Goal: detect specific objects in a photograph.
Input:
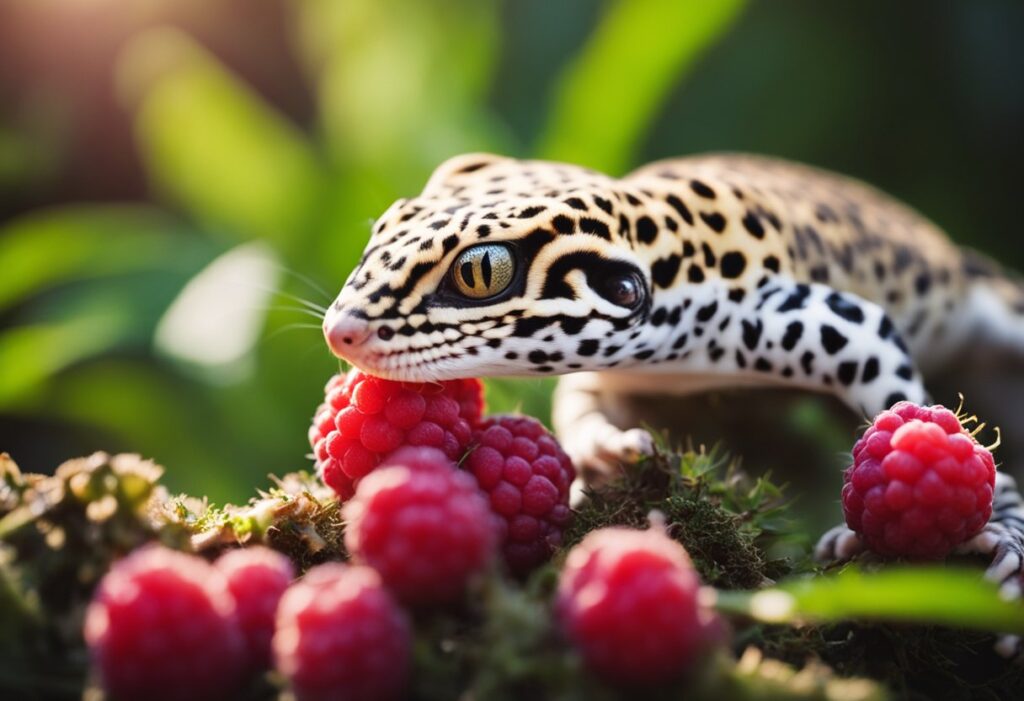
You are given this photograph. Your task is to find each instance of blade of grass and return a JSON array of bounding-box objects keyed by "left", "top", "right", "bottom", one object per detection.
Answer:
[
  {"left": 715, "top": 565, "right": 1024, "bottom": 634},
  {"left": 118, "top": 28, "right": 324, "bottom": 253},
  {"left": 539, "top": 0, "right": 748, "bottom": 173}
]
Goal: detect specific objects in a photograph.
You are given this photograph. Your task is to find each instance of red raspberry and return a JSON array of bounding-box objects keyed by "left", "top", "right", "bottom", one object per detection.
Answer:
[
  {"left": 449, "top": 377, "right": 486, "bottom": 426},
  {"left": 216, "top": 546, "right": 294, "bottom": 670},
  {"left": 84, "top": 546, "right": 245, "bottom": 701},
  {"left": 308, "top": 370, "right": 482, "bottom": 500},
  {"left": 842, "top": 401, "right": 997, "bottom": 558},
  {"left": 273, "top": 563, "right": 411, "bottom": 701},
  {"left": 344, "top": 447, "right": 497, "bottom": 606},
  {"left": 555, "top": 527, "right": 722, "bottom": 686},
  {"left": 465, "top": 415, "right": 575, "bottom": 573}
]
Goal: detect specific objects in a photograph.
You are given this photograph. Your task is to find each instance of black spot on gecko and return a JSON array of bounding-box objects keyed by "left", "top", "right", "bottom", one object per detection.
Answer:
[
  {"left": 720, "top": 252, "right": 746, "bottom": 279},
  {"left": 579, "top": 218, "right": 611, "bottom": 240},
  {"left": 690, "top": 180, "right": 716, "bottom": 198},
  {"left": 636, "top": 216, "right": 658, "bottom": 244},
  {"left": 741, "top": 319, "right": 763, "bottom": 350},
  {"left": 593, "top": 196, "right": 613, "bottom": 215},
  {"left": 777, "top": 284, "right": 811, "bottom": 312},
  {"left": 442, "top": 234, "right": 460, "bottom": 253},
  {"left": 820, "top": 325, "right": 849, "bottom": 354},
  {"left": 518, "top": 206, "right": 547, "bottom": 219},
  {"left": 699, "top": 212, "right": 727, "bottom": 233},
  {"left": 886, "top": 392, "right": 908, "bottom": 407},
  {"left": 665, "top": 195, "right": 694, "bottom": 225},
  {"left": 696, "top": 301, "right": 718, "bottom": 322},
  {"left": 781, "top": 321, "right": 803, "bottom": 351},
  {"left": 825, "top": 292, "right": 865, "bottom": 324},
  {"left": 837, "top": 361, "right": 858, "bottom": 386},
  {"left": 652, "top": 255, "right": 682, "bottom": 288},
  {"left": 552, "top": 215, "right": 573, "bottom": 234},
  {"left": 862, "top": 357, "right": 880, "bottom": 383},
  {"left": 702, "top": 242, "right": 717, "bottom": 267},
  {"left": 800, "top": 350, "right": 815, "bottom": 375},
  {"left": 741, "top": 212, "right": 765, "bottom": 239}
]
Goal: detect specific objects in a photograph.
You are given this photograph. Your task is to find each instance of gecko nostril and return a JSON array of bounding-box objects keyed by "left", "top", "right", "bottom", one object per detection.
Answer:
[
  {"left": 377, "top": 326, "right": 395, "bottom": 341},
  {"left": 325, "top": 311, "right": 372, "bottom": 354}
]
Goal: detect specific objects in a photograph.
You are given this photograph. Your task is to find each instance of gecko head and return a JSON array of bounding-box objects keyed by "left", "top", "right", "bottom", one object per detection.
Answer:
[{"left": 323, "top": 154, "right": 653, "bottom": 381}]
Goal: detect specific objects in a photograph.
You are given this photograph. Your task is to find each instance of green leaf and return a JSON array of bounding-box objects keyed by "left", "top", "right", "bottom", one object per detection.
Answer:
[
  {"left": 539, "top": 0, "right": 748, "bottom": 173},
  {"left": 484, "top": 379, "right": 555, "bottom": 427},
  {"left": 0, "top": 317, "right": 130, "bottom": 408},
  {"left": 296, "top": 0, "right": 507, "bottom": 193},
  {"left": 0, "top": 205, "right": 203, "bottom": 312},
  {"left": 119, "top": 28, "right": 323, "bottom": 251},
  {"left": 715, "top": 566, "right": 1024, "bottom": 634}
]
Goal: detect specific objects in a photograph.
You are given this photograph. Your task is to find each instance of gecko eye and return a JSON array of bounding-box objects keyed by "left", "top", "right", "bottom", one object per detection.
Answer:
[
  {"left": 601, "top": 272, "right": 644, "bottom": 309},
  {"left": 451, "top": 244, "right": 514, "bottom": 299}
]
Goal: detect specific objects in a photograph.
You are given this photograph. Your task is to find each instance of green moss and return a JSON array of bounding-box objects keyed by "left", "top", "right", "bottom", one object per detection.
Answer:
[
  {"left": 567, "top": 445, "right": 795, "bottom": 588},
  {"left": 749, "top": 621, "right": 1024, "bottom": 701},
  {"left": 183, "top": 470, "right": 347, "bottom": 571}
]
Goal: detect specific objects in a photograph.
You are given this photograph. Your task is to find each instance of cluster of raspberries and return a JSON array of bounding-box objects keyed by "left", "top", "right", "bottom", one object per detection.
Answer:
[
  {"left": 85, "top": 387, "right": 1001, "bottom": 700},
  {"left": 87, "top": 526, "right": 724, "bottom": 701},
  {"left": 309, "top": 369, "right": 577, "bottom": 573},
  {"left": 86, "top": 545, "right": 294, "bottom": 701}
]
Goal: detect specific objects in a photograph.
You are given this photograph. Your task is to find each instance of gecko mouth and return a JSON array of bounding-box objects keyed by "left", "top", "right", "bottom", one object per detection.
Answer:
[{"left": 333, "top": 344, "right": 472, "bottom": 383}]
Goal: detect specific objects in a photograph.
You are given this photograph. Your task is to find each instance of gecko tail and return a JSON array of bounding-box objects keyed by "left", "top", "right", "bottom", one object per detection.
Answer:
[
  {"left": 958, "top": 248, "right": 1024, "bottom": 353},
  {"left": 923, "top": 248, "right": 1024, "bottom": 473}
]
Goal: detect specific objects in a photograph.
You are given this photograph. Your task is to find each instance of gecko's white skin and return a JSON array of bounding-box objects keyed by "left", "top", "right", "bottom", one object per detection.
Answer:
[{"left": 322, "top": 153, "right": 1024, "bottom": 652}]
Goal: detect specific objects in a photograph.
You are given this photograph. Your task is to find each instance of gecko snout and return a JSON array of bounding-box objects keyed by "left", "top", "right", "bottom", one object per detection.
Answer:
[{"left": 324, "top": 310, "right": 372, "bottom": 356}]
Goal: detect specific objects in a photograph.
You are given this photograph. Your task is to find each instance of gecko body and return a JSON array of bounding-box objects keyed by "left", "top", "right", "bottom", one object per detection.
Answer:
[{"left": 322, "top": 153, "right": 1024, "bottom": 641}]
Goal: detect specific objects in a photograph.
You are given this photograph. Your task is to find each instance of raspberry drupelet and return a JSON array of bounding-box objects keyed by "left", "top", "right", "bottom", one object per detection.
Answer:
[
  {"left": 273, "top": 563, "right": 411, "bottom": 701},
  {"left": 842, "top": 401, "right": 997, "bottom": 558},
  {"left": 84, "top": 546, "right": 245, "bottom": 701},
  {"left": 555, "top": 527, "right": 722, "bottom": 686},
  {"left": 309, "top": 370, "right": 483, "bottom": 499},
  {"left": 344, "top": 447, "right": 498, "bottom": 606},
  {"left": 466, "top": 415, "right": 575, "bottom": 573}
]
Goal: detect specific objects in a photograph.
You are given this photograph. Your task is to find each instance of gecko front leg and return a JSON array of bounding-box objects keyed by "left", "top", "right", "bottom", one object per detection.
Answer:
[
  {"left": 552, "top": 371, "right": 655, "bottom": 481},
  {"left": 552, "top": 277, "right": 927, "bottom": 478}
]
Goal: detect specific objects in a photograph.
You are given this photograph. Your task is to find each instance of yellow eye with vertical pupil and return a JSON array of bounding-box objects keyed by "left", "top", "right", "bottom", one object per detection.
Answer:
[{"left": 451, "top": 244, "right": 514, "bottom": 299}]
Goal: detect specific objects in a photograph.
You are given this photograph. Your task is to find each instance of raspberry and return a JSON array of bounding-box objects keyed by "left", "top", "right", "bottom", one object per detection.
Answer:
[
  {"left": 843, "top": 401, "right": 997, "bottom": 558},
  {"left": 555, "top": 527, "right": 721, "bottom": 686},
  {"left": 449, "top": 377, "right": 486, "bottom": 425},
  {"left": 466, "top": 415, "right": 575, "bottom": 573},
  {"left": 344, "top": 447, "right": 497, "bottom": 606},
  {"left": 216, "top": 546, "right": 294, "bottom": 670},
  {"left": 273, "top": 563, "right": 411, "bottom": 701},
  {"left": 84, "top": 546, "right": 245, "bottom": 701},
  {"left": 309, "top": 370, "right": 482, "bottom": 500}
]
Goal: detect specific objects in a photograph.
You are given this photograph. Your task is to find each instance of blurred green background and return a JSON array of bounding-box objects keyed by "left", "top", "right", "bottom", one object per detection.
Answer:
[{"left": 1, "top": 0, "right": 1022, "bottom": 503}]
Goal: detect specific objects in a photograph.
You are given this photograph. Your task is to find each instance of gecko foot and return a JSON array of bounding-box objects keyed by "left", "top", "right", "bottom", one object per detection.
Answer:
[
  {"left": 565, "top": 426, "right": 656, "bottom": 486},
  {"left": 954, "top": 518, "right": 1024, "bottom": 659},
  {"left": 813, "top": 524, "right": 865, "bottom": 562}
]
